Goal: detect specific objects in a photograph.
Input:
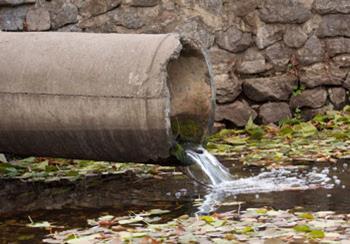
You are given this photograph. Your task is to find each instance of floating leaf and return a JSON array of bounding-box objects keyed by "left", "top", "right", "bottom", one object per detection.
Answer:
[
  {"left": 27, "top": 221, "right": 52, "bottom": 228},
  {"left": 309, "top": 230, "right": 325, "bottom": 239},
  {"left": 256, "top": 209, "right": 268, "bottom": 215},
  {"left": 293, "top": 122, "right": 318, "bottom": 138},
  {"left": 200, "top": 216, "right": 215, "bottom": 224},
  {"left": 118, "top": 216, "right": 144, "bottom": 225},
  {"left": 294, "top": 225, "right": 311, "bottom": 233},
  {"left": 147, "top": 209, "right": 170, "bottom": 216},
  {"left": 298, "top": 213, "right": 314, "bottom": 220},
  {"left": 245, "top": 117, "right": 264, "bottom": 140}
]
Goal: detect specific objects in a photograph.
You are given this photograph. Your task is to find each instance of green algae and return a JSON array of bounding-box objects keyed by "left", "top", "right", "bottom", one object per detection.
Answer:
[{"left": 171, "top": 118, "right": 204, "bottom": 143}]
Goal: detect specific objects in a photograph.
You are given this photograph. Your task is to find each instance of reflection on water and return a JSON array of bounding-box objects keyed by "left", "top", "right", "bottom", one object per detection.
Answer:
[{"left": 0, "top": 159, "right": 349, "bottom": 242}]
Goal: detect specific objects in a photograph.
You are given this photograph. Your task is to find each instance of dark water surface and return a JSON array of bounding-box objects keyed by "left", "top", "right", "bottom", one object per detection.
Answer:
[{"left": 0, "top": 158, "right": 349, "bottom": 243}]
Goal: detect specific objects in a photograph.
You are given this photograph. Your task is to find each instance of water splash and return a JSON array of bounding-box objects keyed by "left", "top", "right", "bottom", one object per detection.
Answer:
[
  {"left": 184, "top": 146, "right": 334, "bottom": 214},
  {"left": 198, "top": 168, "right": 333, "bottom": 214}
]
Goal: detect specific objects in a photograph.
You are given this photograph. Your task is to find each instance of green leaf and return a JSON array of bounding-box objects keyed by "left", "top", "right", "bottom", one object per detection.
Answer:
[
  {"left": 298, "top": 213, "right": 314, "bottom": 220},
  {"left": 279, "top": 126, "right": 294, "bottom": 137},
  {"left": 294, "top": 225, "right": 311, "bottom": 233},
  {"left": 200, "top": 216, "right": 215, "bottom": 224},
  {"left": 64, "top": 234, "right": 77, "bottom": 241},
  {"left": 223, "top": 136, "right": 248, "bottom": 145},
  {"left": 245, "top": 117, "right": 264, "bottom": 140},
  {"left": 241, "top": 226, "right": 254, "bottom": 234},
  {"left": 343, "top": 105, "right": 350, "bottom": 112},
  {"left": 66, "top": 170, "right": 79, "bottom": 177},
  {"left": 309, "top": 230, "right": 325, "bottom": 239},
  {"left": 33, "top": 161, "right": 49, "bottom": 171},
  {"left": 293, "top": 122, "right": 318, "bottom": 137},
  {"left": 211, "top": 220, "right": 226, "bottom": 227},
  {"left": 0, "top": 163, "right": 19, "bottom": 177},
  {"left": 256, "top": 209, "right": 268, "bottom": 214}
]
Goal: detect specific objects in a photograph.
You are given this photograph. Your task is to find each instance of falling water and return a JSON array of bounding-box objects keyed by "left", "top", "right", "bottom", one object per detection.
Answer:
[
  {"left": 184, "top": 146, "right": 233, "bottom": 185},
  {"left": 184, "top": 146, "right": 334, "bottom": 214}
]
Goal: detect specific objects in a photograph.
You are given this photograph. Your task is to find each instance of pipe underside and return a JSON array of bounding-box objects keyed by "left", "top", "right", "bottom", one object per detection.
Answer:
[{"left": 0, "top": 32, "right": 214, "bottom": 163}]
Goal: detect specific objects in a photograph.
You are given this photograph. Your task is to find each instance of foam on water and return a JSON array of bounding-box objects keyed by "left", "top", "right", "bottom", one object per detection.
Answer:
[{"left": 184, "top": 146, "right": 334, "bottom": 214}]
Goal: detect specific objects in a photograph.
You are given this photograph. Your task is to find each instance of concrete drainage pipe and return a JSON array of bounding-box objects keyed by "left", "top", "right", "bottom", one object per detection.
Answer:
[{"left": 0, "top": 32, "right": 215, "bottom": 164}]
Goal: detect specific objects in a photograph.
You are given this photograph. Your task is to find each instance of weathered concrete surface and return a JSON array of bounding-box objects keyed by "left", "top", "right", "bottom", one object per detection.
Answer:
[{"left": 0, "top": 32, "right": 214, "bottom": 163}]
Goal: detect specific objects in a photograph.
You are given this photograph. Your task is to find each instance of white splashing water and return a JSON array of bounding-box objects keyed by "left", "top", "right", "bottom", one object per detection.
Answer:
[
  {"left": 185, "top": 146, "right": 233, "bottom": 185},
  {"left": 184, "top": 146, "right": 334, "bottom": 214}
]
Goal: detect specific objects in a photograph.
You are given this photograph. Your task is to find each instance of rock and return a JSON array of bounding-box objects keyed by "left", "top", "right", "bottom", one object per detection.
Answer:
[
  {"left": 47, "top": 1, "right": 79, "bottom": 29},
  {"left": 236, "top": 48, "right": 272, "bottom": 74},
  {"left": 212, "top": 122, "right": 226, "bottom": 133},
  {"left": 80, "top": 0, "right": 121, "bottom": 18},
  {"left": 325, "top": 38, "right": 350, "bottom": 57},
  {"left": 176, "top": 17, "right": 215, "bottom": 49},
  {"left": 215, "top": 100, "right": 257, "bottom": 127},
  {"left": 254, "top": 20, "right": 284, "bottom": 49},
  {"left": 259, "top": 0, "right": 312, "bottom": 24},
  {"left": 58, "top": 24, "right": 81, "bottom": 32},
  {"left": 333, "top": 54, "right": 350, "bottom": 68},
  {"left": 243, "top": 74, "right": 298, "bottom": 102},
  {"left": 290, "top": 87, "right": 328, "bottom": 109},
  {"left": 283, "top": 25, "right": 308, "bottom": 48},
  {"left": 313, "top": 0, "right": 350, "bottom": 14},
  {"left": 328, "top": 87, "right": 347, "bottom": 109},
  {"left": 302, "top": 15, "right": 323, "bottom": 35},
  {"left": 111, "top": 7, "right": 147, "bottom": 30},
  {"left": 344, "top": 74, "right": 350, "bottom": 90},
  {"left": 0, "top": 0, "right": 34, "bottom": 5},
  {"left": 0, "top": 5, "right": 28, "bottom": 30},
  {"left": 216, "top": 26, "right": 252, "bottom": 53},
  {"left": 26, "top": 8, "right": 50, "bottom": 31},
  {"left": 265, "top": 42, "right": 291, "bottom": 71},
  {"left": 259, "top": 102, "right": 291, "bottom": 124},
  {"left": 297, "top": 35, "right": 325, "bottom": 65},
  {"left": 78, "top": 14, "right": 115, "bottom": 32},
  {"left": 208, "top": 46, "right": 236, "bottom": 74},
  {"left": 197, "top": 0, "right": 224, "bottom": 15},
  {"left": 215, "top": 74, "right": 242, "bottom": 104},
  {"left": 317, "top": 14, "right": 350, "bottom": 38},
  {"left": 301, "top": 104, "right": 333, "bottom": 120},
  {"left": 229, "top": 0, "right": 259, "bottom": 17},
  {"left": 128, "top": 0, "right": 159, "bottom": 7},
  {"left": 300, "top": 63, "right": 347, "bottom": 88}
]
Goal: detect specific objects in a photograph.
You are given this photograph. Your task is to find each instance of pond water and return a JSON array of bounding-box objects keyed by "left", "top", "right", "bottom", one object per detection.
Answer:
[{"left": 0, "top": 158, "right": 349, "bottom": 243}]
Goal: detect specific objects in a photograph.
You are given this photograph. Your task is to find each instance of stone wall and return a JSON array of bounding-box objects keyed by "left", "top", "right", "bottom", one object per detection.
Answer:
[{"left": 1, "top": 0, "right": 350, "bottom": 128}]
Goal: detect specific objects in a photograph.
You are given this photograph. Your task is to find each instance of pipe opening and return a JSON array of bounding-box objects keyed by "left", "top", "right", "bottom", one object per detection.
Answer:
[{"left": 167, "top": 43, "right": 214, "bottom": 145}]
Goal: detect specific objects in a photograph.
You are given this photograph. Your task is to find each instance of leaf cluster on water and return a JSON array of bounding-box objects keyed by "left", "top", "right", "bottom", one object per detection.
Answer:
[
  {"left": 207, "top": 107, "right": 350, "bottom": 166},
  {"left": 43, "top": 208, "right": 350, "bottom": 243}
]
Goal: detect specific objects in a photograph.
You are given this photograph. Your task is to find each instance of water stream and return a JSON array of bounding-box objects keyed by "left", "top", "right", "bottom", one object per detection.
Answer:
[
  {"left": 184, "top": 146, "right": 335, "bottom": 214},
  {"left": 184, "top": 145, "right": 233, "bottom": 185}
]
